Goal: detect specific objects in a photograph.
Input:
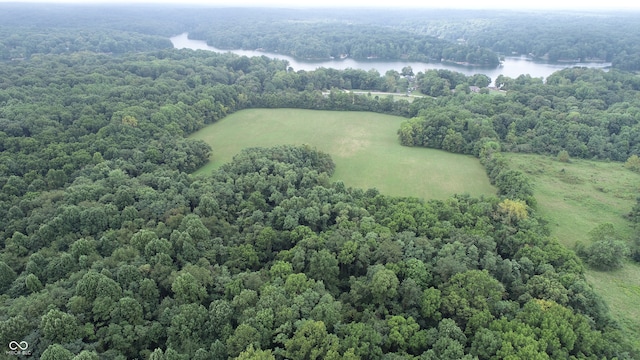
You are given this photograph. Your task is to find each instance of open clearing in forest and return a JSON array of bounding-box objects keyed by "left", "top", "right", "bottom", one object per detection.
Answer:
[
  {"left": 190, "top": 108, "right": 495, "bottom": 200},
  {"left": 505, "top": 153, "right": 640, "bottom": 349}
]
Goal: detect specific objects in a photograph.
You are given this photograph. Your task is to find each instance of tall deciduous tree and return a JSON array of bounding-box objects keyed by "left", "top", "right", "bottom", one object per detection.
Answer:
[
  {"left": 285, "top": 320, "right": 340, "bottom": 360},
  {"left": 41, "top": 344, "right": 74, "bottom": 360},
  {"left": 440, "top": 270, "right": 504, "bottom": 331},
  {"left": 40, "top": 309, "right": 80, "bottom": 344}
]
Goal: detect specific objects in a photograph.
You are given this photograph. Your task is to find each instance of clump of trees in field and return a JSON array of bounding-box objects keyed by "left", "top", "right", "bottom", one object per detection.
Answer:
[
  {"left": 626, "top": 154, "right": 640, "bottom": 172},
  {"left": 629, "top": 199, "right": 640, "bottom": 262},
  {"left": 575, "top": 223, "right": 630, "bottom": 271}
]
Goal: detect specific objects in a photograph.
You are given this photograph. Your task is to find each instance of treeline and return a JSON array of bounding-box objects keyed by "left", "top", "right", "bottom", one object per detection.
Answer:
[
  {"left": 0, "top": 4, "right": 188, "bottom": 59},
  {"left": 416, "top": 69, "right": 491, "bottom": 96},
  {"left": 398, "top": 67, "right": 640, "bottom": 162},
  {"left": 0, "top": 27, "right": 172, "bottom": 60},
  {"left": 479, "top": 143, "right": 536, "bottom": 207}
]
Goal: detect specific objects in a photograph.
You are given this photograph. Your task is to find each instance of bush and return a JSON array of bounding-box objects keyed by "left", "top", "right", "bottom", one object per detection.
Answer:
[
  {"left": 631, "top": 234, "right": 640, "bottom": 263},
  {"left": 625, "top": 154, "right": 640, "bottom": 173},
  {"left": 629, "top": 197, "right": 640, "bottom": 224},
  {"left": 576, "top": 239, "right": 629, "bottom": 270},
  {"left": 576, "top": 223, "right": 630, "bottom": 270},
  {"left": 557, "top": 150, "right": 570, "bottom": 163}
]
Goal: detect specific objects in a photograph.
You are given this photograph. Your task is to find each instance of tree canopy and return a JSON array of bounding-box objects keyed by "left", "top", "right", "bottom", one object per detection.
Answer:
[{"left": 0, "top": 4, "right": 639, "bottom": 359}]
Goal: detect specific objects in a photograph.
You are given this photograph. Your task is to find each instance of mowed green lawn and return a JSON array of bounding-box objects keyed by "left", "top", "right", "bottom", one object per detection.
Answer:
[
  {"left": 505, "top": 153, "right": 640, "bottom": 349},
  {"left": 190, "top": 108, "right": 495, "bottom": 200}
]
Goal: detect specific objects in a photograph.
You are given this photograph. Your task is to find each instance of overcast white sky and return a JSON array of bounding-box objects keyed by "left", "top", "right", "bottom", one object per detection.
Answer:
[{"left": 0, "top": 0, "right": 638, "bottom": 10}]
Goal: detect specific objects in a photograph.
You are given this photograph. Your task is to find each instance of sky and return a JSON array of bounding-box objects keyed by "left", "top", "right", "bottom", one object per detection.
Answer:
[{"left": 0, "top": 0, "right": 638, "bottom": 10}]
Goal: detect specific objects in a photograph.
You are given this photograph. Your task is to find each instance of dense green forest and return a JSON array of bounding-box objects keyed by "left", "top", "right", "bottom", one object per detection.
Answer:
[
  {"left": 182, "top": 8, "right": 640, "bottom": 70},
  {"left": 398, "top": 10, "right": 640, "bottom": 69},
  {"left": 4, "top": 5, "right": 640, "bottom": 69},
  {"left": 1, "top": 4, "right": 640, "bottom": 359},
  {"left": 188, "top": 20, "right": 499, "bottom": 66},
  {"left": 400, "top": 68, "right": 640, "bottom": 162},
  {"left": 0, "top": 5, "right": 499, "bottom": 65},
  {"left": 0, "top": 27, "right": 172, "bottom": 60}
]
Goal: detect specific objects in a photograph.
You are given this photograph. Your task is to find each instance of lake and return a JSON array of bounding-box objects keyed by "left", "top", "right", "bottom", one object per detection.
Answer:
[{"left": 170, "top": 32, "right": 610, "bottom": 83}]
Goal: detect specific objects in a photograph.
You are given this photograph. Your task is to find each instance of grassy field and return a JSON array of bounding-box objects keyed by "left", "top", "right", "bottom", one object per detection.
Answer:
[
  {"left": 190, "top": 108, "right": 495, "bottom": 200},
  {"left": 505, "top": 153, "right": 640, "bottom": 349}
]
